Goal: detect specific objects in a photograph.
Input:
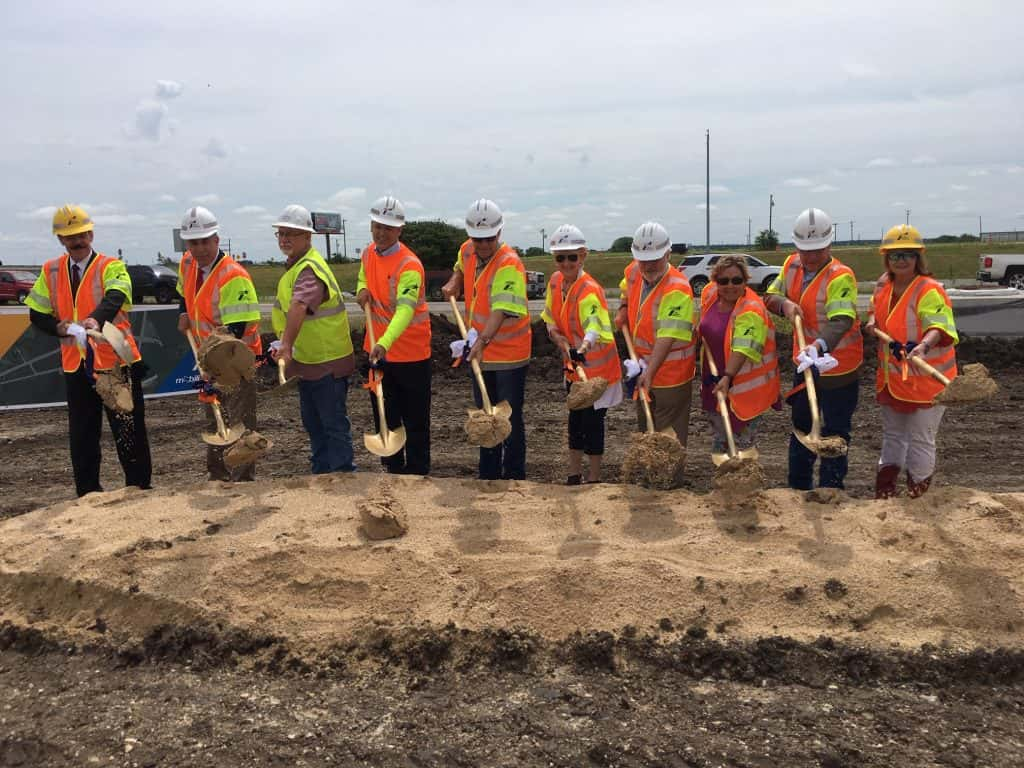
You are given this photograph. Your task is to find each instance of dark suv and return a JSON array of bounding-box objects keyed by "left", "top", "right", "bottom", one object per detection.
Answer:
[{"left": 127, "top": 264, "right": 181, "bottom": 304}]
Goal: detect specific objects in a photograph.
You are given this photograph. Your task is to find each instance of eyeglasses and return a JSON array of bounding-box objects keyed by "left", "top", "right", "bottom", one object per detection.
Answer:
[
  {"left": 715, "top": 276, "right": 745, "bottom": 286},
  {"left": 275, "top": 231, "right": 304, "bottom": 240},
  {"left": 554, "top": 253, "right": 579, "bottom": 263},
  {"left": 887, "top": 250, "right": 918, "bottom": 262},
  {"left": 471, "top": 235, "right": 497, "bottom": 244}
]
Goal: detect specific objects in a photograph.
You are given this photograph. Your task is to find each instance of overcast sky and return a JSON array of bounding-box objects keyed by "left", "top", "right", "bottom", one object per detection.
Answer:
[{"left": 3, "top": 0, "right": 1022, "bottom": 266}]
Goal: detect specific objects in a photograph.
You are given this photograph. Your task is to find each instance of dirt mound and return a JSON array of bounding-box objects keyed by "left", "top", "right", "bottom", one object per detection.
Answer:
[
  {"left": 358, "top": 480, "right": 408, "bottom": 540},
  {"left": 224, "top": 429, "right": 272, "bottom": 468},
  {"left": 198, "top": 331, "right": 255, "bottom": 389},
  {"left": 465, "top": 410, "right": 512, "bottom": 447},
  {"left": 93, "top": 368, "right": 133, "bottom": 412},
  {"left": 567, "top": 376, "right": 608, "bottom": 410},
  {"left": 620, "top": 432, "right": 685, "bottom": 489}
]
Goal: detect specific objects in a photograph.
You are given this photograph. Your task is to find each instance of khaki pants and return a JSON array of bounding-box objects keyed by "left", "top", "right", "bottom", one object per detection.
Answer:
[
  {"left": 635, "top": 380, "right": 692, "bottom": 446},
  {"left": 205, "top": 378, "right": 258, "bottom": 481}
]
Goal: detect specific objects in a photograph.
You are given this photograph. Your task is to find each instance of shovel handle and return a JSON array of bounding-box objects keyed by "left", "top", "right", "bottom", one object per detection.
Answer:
[
  {"left": 363, "top": 313, "right": 394, "bottom": 442},
  {"left": 871, "top": 327, "right": 951, "bottom": 385},
  {"left": 211, "top": 401, "right": 231, "bottom": 440},
  {"left": 448, "top": 295, "right": 496, "bottom": 414},
  {"left": 185, "top": 329, "right": 210, "bottom": 381},
  {"left": 793, "top": 316, "right": 823, "bottom": 437},
  {"left": 702, "top": 346, "right": 738, "bottom": 459},
  {"left": 621, "top": 326, "right": 656, "bottom": 434}
]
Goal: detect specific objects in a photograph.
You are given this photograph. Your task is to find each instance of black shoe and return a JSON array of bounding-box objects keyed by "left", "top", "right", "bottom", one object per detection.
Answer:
[{"left": 566, "top": 474, "right": 582, "bottom": 486}]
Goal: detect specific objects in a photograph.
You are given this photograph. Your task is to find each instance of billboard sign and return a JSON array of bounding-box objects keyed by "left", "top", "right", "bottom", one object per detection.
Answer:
[{"left": 311, "top": 211, "right": 343, "bottom": 234}]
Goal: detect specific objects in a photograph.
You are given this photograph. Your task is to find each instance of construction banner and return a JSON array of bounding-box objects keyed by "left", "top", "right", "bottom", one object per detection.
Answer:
[{"left": 0, "top": 306, "right": 202, "bottom": 410}]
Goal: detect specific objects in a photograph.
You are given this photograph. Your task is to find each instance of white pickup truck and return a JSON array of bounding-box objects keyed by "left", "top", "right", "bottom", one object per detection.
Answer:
[{"left": 977, "top": 253, "right": 1024, "bottom": 290}]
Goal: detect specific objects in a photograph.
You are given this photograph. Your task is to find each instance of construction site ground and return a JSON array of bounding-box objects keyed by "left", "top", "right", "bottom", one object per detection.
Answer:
[{"left": 1, "top": 321, "right": 1023, "bottom": 767}]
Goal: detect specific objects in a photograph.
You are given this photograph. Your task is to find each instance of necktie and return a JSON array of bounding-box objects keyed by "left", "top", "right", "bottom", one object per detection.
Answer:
[
  {"left": 71, "top": 263, "right": 81, "bottom": 296},
  {"left": 196, "top": 267, "right": 205, "bottom": 290}
]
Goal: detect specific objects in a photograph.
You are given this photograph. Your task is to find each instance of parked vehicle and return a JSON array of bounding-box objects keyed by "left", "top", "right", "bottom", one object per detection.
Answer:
[
  {"left": 127, "top": 264, "right": 181, "bottom": 304},
  {"left": 525, "top": 270, "right": 546, "bottom": 300},
  {"left": 677, "top": 253, "right": 781, "bottom": 295},
  {"left": 0, "top": 270, "right": 37, "bottom": 304},
  {"left": 977, "top": 254, "right": 1024, "bottom": 290}
]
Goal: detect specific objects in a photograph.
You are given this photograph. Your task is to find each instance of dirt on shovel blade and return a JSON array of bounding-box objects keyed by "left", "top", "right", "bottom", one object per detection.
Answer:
[
  {"left": 198, "top": 332, "right": 255, "bottom": 390},
  {"left": 566, "top": 377, "right": 608, "bottom": 410},
  {"left": 713, "top": 457, "right": 767, "bottom": 498},
  {"left": 465, "top": 411, "right": 512, "bottom": 448},
  {"left": 93, "top": 369, "right": 133, "bottom": 413},
  {"left": 620, "top": 431, "right": 685, "bottom": 489},
  {"left": 936, "top": 362, "right": 999, "bottom": 405},
  {"left": 223, "top": 430, "right": 272, "bottom": 469}
]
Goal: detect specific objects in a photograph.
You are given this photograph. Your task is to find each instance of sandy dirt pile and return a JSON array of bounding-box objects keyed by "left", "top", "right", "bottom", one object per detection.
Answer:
[
  {"left": 938, "top": 362, "right": 1000, "bottom": 405},
  {"left": 92, "top": 369, "right": 133, "bottom": 412},
  {"left": 621, "top": 432, "right": 685, "bottom": 489},
  {"left": 198, "top": 331, "right": 255, "bottom": 389},
  {"left": 224, "top": 430, "right": 272, "bottom": 468},
  {"left": 465, "top": 411, "right": 511, "bottom": 447},
  {"left": 566, "top": 377, "right": 608, "bottom": 410},
  {"left": 3, "top": 474, "right": 1021, "bottom": 661}
]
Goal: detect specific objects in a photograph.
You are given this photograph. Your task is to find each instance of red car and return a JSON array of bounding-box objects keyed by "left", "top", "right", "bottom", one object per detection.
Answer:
[{"left": 0, "top": 270, "right": 37, "bottom": 304}]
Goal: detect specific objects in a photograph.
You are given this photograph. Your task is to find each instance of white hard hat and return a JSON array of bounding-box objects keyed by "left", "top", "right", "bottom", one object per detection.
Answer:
[
  {"left": 631, "top": 221, "right": 671, "bottom": 261},
  {"left": 549, "top": 224, "right": 587, "bottom": 252},
  {"left": 465, "top": 198, "right": 503, "bottom": 238},
  {"left": 369, "top": 196, "right": 406, "bottom": 227},
  {"left": 180, "top": 206, "right": 219, "bottom": 240},
  {"left": 272, "top": 204, "right": 314, "bottom": 233},
  {"left": 792, "top": 208, "right": 834, "bottom": 251}
]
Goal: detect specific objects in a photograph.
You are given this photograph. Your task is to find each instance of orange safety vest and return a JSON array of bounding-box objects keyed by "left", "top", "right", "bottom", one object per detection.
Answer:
[
  {"left": 873, "top": 275, "right": 957, "bottom": 404},
  {"left": 777, "top": 253, "right": 863, "bottom": 376},
  {"left": 624, "top": 262, "right": 696, "bottom": 387},
  {"left": 547, "top": 271, "right": 622, "bottom": 384},
  {"left": 180, "top": 252, "right": 262, "bottom": 355},
  {"left": 43, "top": 253, "right": 141, "bottom": 373},
  {"left": 701, "top": 285, "right": 780, "bottom": 420},
  {"left": 361, "top": 242, "right": 431, "bottom": 362},
  {"left": 459, "top": 240, "right": 532, "bottom": 367}
]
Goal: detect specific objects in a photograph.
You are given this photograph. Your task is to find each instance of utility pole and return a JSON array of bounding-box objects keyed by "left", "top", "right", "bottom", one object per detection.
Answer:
[
  {"left": 540, "top": 228, "right": 546, "bottom": 252},
  {"left": 705, "top": 129, "right": 711, "bottom": 252},
  {"left": 341, "top": 219, "right": 348, "bottom": 261},
  {"left": 849, "top": 220, "right": 854, "bottom": 244},
  {"left": 226, "top": 238, "right": 232, "bottom": 256},
  {"left": 979, "top": 215, "right": 982, "bottom": 239},
  {"left": 747, "top": 218, "right": 752, "bottom": 246},
  {"left": 768, "top": 194, "right": 775, "bottom": 236},
  {"left": 905, "top": 208, "right": 911, "bottom": 225}
]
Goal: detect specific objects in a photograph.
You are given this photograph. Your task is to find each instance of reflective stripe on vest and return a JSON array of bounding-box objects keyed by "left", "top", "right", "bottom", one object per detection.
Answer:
[
  {"left": 271, "top": 249, "right": 352, "bottom": 365},
  {"left": 781, "top": 253, "right": 863, "bottom": 375},
  {"left": 460, "top": 240, "right": 531, "bottom": 366},
  {"left": 549, "top": 271, "right": 621, "bottom": 384},
  {"left": 181, "top": 252, "right": 262, "bottom": 355},
  {"left": 874, "top": 275, "right": 958, "bottom": 403},
  {"left": 625, "top": 262, "right": 695, "bottom": 387}
]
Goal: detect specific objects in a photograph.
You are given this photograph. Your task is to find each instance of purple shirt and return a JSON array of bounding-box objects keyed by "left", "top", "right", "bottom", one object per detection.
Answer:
[{"left": 699, "top": 302, "right": 749, "bottom": 432}]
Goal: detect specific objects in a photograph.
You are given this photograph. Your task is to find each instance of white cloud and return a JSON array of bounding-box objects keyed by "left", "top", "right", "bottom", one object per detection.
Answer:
[
  {"left": 867, "top": 157, "right": 897, "bottom": 168},
  {"left": 695, "top": 203, "right": 719, "bottom": 211},
  {"left": 0, "top": 231, "right": 50, "bottom": 244},
  {"left": 404, "top": 200, "right": 424, "bottom": 210},
  {"left": 192, "top": 193, "right": 221, "bottom": 204},
  {"left": 967, "top": 169, "right": 989, "bottom": 177},
  {"left": 911, "top": 155, "right": 937, "bottom": 165},
  {"left": 202, "top": 137, "right": 228, "bottom": 159},
  {"left": 17, "top": 205, "right": 58, "bottom": 220},
  {"left": 158, "top": 194, "right": 177, "bottom": 203},
  {"left": 326, "top": 187, "right": 367, "bottom": 208},
  {"left": 608, "top": 202, "right": 627, "bottom": 210},
  {"left": 1008, "top": 165, "right": 1024, "bottom": 175},
  {"left": 126, "top": 100, "right": 169, "bottom": 142},
  {"left": 891, "top": 201, "right": 906, "bottom": 207},
  {"left": 950, "top": 184, "right": 969, "bottom": 191},
  {"left": 784, "top": 177, "right": 814, "bottom": 187},
  {"left": 841, "top": 59, "right": 879, "bottom": 78},
  {"left": 811, "top": 184, "right": 839, "bottom": 193},
  {"left": 155, "top": 80, "right": 183, "bottom": 100},
  {"left": 659, "top": 183, "right": 686, "bottom": 192},
  {"left": 233, "top": 205, "right": 267, "bottom": 215},
  {"left": 606, "top": 211, "right": 623, "bottom": 218},
  {"left": 93, "top": 214, "right": 145, "bottom": 226}
]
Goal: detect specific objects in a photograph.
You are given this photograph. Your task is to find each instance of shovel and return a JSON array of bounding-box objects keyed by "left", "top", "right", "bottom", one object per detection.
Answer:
[
  {"left": 186, "top": 330, "right": 245, "bottom": 447},
  {"left": 621, "top": 326, "right": 673, "bottom": 436},
  {"left": 871, "top": 327, "right": 996, "bottom": 406},
  {"left": 362, "top": 320, "right": 406, "bottom": 457},
  {"left": 82, "top": 322, "right": 134, "bottom": 364},
  {"left": 448, "top": 295, "right": 512, "bottom": 447},
  {"left": 702, "top": 345, "right": 759, "bottom": 467},
  {"left": 792, "top": 316, "right": 848, "bottom": 457},
  {"left": 259, "top": 353, "right": 300, "bottom": 398},
  {"left": 565, "top": 349, "right": 608, "bottom": 411}
]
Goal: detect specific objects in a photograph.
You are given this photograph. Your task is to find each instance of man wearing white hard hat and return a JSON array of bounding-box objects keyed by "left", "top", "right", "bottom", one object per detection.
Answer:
[
  {"left": 614, "top": 222, "right": 696, "bottom": 479},
  {"left": 355, "top": 195, "right": 432, "bottom": 475},
  {"left": 270, "top": 204, "right": 356, "bottom": 474},
  {"left": 441, "top": 198, "right": 532, "bottom": 480},
  {"left": 176, "top": 206, "right": 262, "bottom": 481},
  {"left": 765, "top": 207, "right": 863, "bottom": 492}
]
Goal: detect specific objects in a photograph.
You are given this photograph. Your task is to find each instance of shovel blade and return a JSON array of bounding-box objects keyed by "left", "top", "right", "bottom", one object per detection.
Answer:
[
  {"left": 202, "top": 423, "right": 245, "bottom": 447},
  {"left": 491, "top": 399, "right": 513, "bottom": 420},
  {"left": 711, "top": 451, "right": 732, "bottom": 467},
  {"left": 101, "top": 322, "right": 134, "bottom": 363},
  {"left": 364, "top": 426, "right": 407, "bottom": 457}
]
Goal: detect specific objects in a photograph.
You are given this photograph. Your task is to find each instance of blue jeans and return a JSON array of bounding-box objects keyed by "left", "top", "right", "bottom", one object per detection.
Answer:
[
  {"left": 787, "top": 372, "right": 859, "bottom": 490},
  {"left": 471, "top": 365, "right": 528, "bottom": 480},
  {"left": 298, "top": 374, "right": 356, "bottom": 474}
]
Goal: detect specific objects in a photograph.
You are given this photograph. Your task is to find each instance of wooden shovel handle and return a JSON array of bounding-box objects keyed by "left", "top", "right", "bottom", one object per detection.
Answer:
[
  {"left": 363, "top": 311, "right": 393, "bottom": 439},
  {"left": 621, "top": 326, "right": 656, "bottom": 434},
  {"left": 702, "top": 346, "right": 738, "bottom": 459},
  {"left": 793, "top": 316, "right": 823, "bottom": 436},
  {"left": 448, "top": 295, "right": 495, "bottom": 413},
  {"left": 185, "top": 329, "right": 209, "bottom": 380},
  {"left": 871, "top": 327, "right": 951, "bottom": 385}
]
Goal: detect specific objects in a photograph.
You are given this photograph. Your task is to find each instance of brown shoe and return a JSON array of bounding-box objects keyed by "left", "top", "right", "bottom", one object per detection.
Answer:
[
  {"left": 875, "top": 464, "right": 901, "bottom": 499},
  {"left": 907, "top": 472, "right": 932, "bottom": 499}
]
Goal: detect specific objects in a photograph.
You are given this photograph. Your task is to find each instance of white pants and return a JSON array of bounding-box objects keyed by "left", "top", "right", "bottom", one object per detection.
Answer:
[{"left": 878, "top": 403, "right": 946, "bottom": 481}]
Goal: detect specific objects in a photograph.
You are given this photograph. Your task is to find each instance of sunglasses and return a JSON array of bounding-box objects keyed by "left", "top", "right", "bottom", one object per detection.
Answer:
[
  {"left": 715, "top": 276, "right": 745, "bottom": 286},
  {"left": 471, "top": 235, "right": 497, "bottom": 244},
  {"left": 887, "top": 250, "right": 918, "bottom": 262},
  {"left": 554, "top": 253, "right": 579, "bottom": 263}
]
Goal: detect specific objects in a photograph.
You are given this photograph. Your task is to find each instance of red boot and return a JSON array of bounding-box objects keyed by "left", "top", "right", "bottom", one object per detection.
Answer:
[
  {"left": 907, "top": 472, "right": 932, "bottom": 499},
  {"left": 875, "top": 464, "right": 901, "bottom": 499}
]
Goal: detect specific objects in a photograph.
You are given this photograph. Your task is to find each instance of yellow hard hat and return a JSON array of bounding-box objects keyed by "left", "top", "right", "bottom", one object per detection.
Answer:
[
  {"left": 52, "top": 204, "right": 94, "bottom": 237},
  {"left": 880, "top": 224, "right": 924, "bottom": 252}
]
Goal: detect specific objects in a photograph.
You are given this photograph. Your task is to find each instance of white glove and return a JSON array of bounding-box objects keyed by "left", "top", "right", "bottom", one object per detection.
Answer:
[
  {"left": 66, "top": 322, "right": 88, "bottom": 350},
  {"left": 270, "top": 340, "right": 282, "bottom": 354},
  {"left": 450, "top": 328, "right": 478, "bottom": 358},
  {"left": 815, "top": 352, "right": 839, "bottom": 373},
  {"left": 583, "top": 330, "right": 599, "bottom": 346},
  {"left": 623, "top": 358, "right": 648, "bottom": 379},
  {"left": 796, "top": 345, "right": 840, "bottom": 374}
]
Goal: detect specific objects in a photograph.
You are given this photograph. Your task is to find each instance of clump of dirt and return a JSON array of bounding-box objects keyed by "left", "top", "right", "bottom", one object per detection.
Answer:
[
  {"left": 620, "top": 432, "right": 685, "bottom": 489},
  {"left": 198, "top": 331, "right": 255, "bottom": 390},
  {"left": 809, "top": 434, "right": 848, "bottom": 457},
  {"left": 713, "top": 458, "right": 767, "bottom": 497},
  {"left": 465, "top": 411, "right": 511, "bottom": 448},
  {"left": 567, "top": 376, "right": 608, "bottom": 410},
  {"left": 224, "top": 430, "right": 272, "bottom": 469},
  {"left": 808, "top": 488, "right": 844, "bottom": 505},
  {"left": 358, "top": 481, "right": 408, "bottom": 540},
  {"left": 937, "top": 362, "right": 999, "bottom": 405},
  {"left": 93, "top": 368, "right": 133, "bottom": 412},
  {"left": 824, "top": 579, "right": 849, "bottom": 599}
]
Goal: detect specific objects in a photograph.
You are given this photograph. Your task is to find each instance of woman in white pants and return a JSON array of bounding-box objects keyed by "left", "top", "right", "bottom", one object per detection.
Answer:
[{"left": 866, "top": 225, "right": 958, "bottom": 499}]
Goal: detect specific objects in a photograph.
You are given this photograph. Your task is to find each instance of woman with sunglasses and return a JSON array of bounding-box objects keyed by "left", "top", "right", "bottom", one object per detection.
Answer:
[
  {"left": 865, "top": 225, "right": 958, "bottom": 499},
  {"left": 541, "top": 225, "right": 623, "bottom": 485},
  {"left": 698, "top": 255, "right": 781, "bottom": 460}
]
